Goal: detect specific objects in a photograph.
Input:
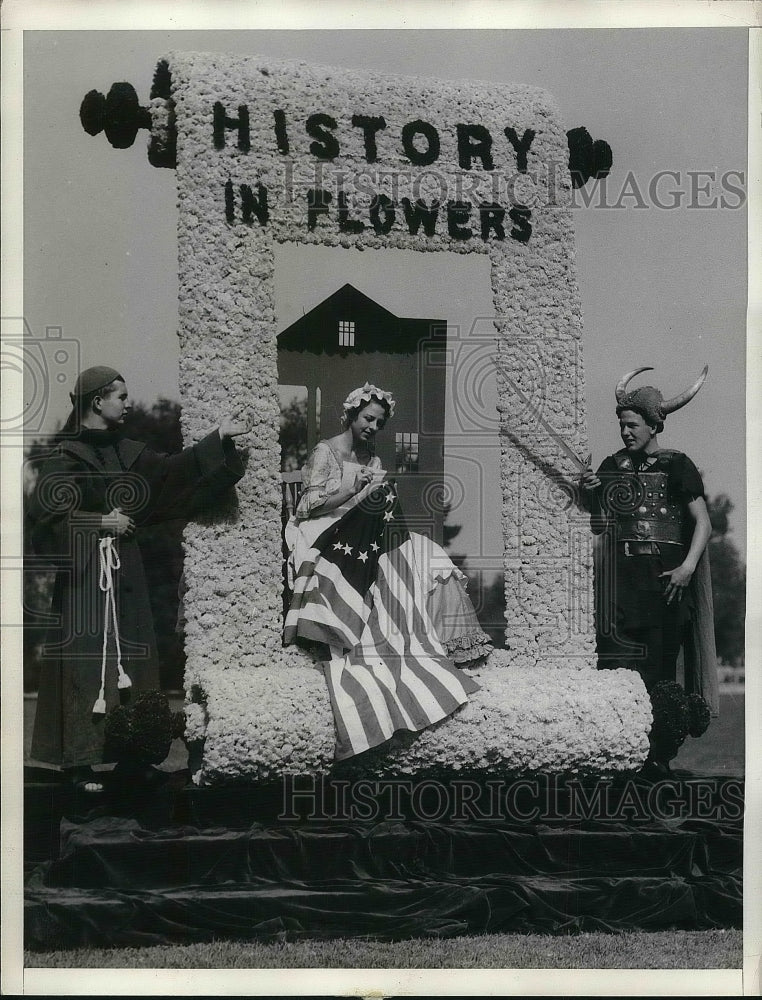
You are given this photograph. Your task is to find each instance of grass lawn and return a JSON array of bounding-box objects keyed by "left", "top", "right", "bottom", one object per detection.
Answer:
[
  {"left": 21, "top": 692, "right": 744, "bottom": 970},
  {"left": 24, "top": 929, "right": 742, "bottom": 969},
  {"left": 672, "top": 688, "right": 744, "bottom": 775}
]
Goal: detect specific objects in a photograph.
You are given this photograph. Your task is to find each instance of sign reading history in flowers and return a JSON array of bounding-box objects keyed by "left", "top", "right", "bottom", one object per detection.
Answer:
[
  {"left": 82, "top": 53, "right": 649, "bottom": 782},
  {"left": 216, "top": 110, "right": 535, "bottom": 244},
  {"left": 143, "top": 58, "right": 551, "bottom": 243}
]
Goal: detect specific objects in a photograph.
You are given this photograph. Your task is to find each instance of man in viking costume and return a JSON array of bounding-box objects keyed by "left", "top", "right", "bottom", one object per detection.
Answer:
[{"left": 581, "top": 366, "right": 718, "bottom": 723}]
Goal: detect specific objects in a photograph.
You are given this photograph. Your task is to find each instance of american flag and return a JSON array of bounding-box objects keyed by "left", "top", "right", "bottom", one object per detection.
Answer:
[{"left": 284, "top": 481, "right": 479, "bottom": 759}]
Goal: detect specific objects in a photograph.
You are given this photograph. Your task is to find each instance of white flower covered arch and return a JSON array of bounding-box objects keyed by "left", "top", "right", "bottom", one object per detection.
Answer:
[{"left": 149, "top": 52, "right": 651, "bottom": 782}]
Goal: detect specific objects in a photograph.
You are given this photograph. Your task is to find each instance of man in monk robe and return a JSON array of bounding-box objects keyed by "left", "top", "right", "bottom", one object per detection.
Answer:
[{"left": 28, "top": 365, "right": 247, "bottom": 787}]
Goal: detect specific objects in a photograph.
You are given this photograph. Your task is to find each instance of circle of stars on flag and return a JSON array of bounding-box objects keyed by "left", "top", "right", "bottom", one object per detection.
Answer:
[{"left": 330, "top": 483, "right": 397, "bottom": 566}]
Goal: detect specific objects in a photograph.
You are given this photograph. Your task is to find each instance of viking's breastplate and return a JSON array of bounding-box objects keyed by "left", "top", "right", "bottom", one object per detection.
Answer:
[{"left": 610, "top": 460, "right": 685, "bottom": 546}]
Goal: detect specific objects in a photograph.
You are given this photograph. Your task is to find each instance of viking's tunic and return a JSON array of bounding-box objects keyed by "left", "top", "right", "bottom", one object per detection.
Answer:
[
  {"left": 28, "top": 427, "right": 244, "bottom": 767},
  {"left": 590, "top": 448, "right": 719, "bottom": 713}
]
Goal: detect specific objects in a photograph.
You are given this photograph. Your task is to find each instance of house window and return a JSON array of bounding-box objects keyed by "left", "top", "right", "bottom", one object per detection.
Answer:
[
  {"left": 338, "top": 320, "right": 355, "bottom": 347},
  {"left": 395, "top": 432, "right": 419, "bottom": 473}
]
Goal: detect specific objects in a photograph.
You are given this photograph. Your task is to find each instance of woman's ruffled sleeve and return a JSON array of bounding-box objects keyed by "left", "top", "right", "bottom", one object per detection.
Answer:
[{"left": 295, "top": 443, "right": 342, "bottom": 519}]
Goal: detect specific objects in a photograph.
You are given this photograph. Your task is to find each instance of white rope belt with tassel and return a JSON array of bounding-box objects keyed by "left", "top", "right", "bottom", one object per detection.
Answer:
[{"left": 93, "top": 535, "right": 132, "bottom": 715}]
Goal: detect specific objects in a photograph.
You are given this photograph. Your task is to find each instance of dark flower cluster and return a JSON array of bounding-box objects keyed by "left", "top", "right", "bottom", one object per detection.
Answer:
[
  {"left": 104, "top": 691, "right": 185, "bottom": 766},
  {"left": 648, "top": 681, "right": 711, "bottom": 764}
]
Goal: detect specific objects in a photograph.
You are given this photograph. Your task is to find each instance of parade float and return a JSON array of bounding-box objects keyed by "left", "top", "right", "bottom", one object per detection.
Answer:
[
  {"left": 80, "top": 52, "right": 650, "bottom": 783},
  {"left": 24, "top": 54, "right": 740, "bottom": 949}
]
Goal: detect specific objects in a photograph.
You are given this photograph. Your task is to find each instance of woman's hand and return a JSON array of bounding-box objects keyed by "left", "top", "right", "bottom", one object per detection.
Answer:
[
  {"left": 660, "top": 563, "right": 695, "bottom": 604},
  {"left": 353, "top": 466, "right": 374, "bottom": 492},
  {"left": 102, "top": 508, "right": 135, "bottom": 537},
  {"left": 219, "top": 413, "right": 250, "bottom": 440}
]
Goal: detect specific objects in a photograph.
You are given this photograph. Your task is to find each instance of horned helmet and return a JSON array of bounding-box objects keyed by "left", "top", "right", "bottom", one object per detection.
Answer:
[{"left": 615, "top": 365, "right": 708, "bottom": 432}]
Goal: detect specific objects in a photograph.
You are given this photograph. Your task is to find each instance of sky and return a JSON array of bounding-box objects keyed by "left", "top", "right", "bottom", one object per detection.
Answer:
[{"left": 21, "top": 27, "right": 749, "bottom": 559}]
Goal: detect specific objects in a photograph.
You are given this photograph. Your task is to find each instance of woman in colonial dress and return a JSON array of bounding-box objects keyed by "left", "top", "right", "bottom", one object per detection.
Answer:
[{"left": 284, "top": 382, "right": 491, "bottom": 760}]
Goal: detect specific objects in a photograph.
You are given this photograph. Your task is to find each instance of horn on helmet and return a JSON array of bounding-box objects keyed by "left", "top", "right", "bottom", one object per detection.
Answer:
[
  {"left": 660, "top": 364, "right": 709, "bottom": 416},
  {"left": 615, "top": 367, "right": 654, "bottom": 404}
]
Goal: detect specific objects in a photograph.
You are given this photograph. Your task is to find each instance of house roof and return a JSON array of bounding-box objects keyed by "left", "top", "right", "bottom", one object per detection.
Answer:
[{"left": 277, "top": 283, "right": 446, "bottom": 355}]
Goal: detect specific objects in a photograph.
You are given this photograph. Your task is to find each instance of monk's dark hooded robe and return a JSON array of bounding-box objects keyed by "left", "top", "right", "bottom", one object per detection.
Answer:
[{"left": 28, "top": 427, "right": 244, "bottom": 768}]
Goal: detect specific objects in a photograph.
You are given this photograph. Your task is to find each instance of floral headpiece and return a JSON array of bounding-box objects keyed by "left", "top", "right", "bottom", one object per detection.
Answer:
[{"left": 341, "top": 382, "right": 396, "bottom": 424}]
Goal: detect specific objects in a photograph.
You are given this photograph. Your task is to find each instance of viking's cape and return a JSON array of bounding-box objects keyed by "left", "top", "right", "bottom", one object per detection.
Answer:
[{"left": 593, "top": 529, "right": 719, "bottom": 717}]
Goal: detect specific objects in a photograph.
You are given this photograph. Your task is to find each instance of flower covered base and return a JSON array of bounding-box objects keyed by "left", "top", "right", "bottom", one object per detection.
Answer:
[{"left": 187, "top": 650, "right": 651, "bottom": 785}]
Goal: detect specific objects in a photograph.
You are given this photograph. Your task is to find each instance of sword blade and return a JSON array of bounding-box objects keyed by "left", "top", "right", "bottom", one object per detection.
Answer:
[{"left": 496, "top": 365, "right": 588, "bottom": 471}]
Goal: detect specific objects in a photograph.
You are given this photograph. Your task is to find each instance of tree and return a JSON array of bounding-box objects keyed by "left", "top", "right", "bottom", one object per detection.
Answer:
[
  {"left": 441, "top": 502, "right": 463, "bottom": 551},
  {"left": 280, "top": 395, "right": 308, "bottom": 471},
  {"left": 440, "top": 503, "right": 506, "bottom": 649},
  {"left": 125, "top": 400, "right": 187, "bottom": 690},
  {"left": 706, "top": 493, "right": 746, "bottom": 666},
  {"left": 470, "top": 572, "right": 508, "bottom": 650}
]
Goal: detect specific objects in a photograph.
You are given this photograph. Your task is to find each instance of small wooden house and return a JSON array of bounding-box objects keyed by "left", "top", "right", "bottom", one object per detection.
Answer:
[{"left": 278, "top": 283, "right": 449, "bottom": 541}]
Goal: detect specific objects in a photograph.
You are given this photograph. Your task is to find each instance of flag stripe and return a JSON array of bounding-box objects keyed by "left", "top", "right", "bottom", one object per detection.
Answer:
[
  {"left": 285, "top": 555, "right": 369, "bottom": 648},
  {"left": 285, "top": 598, "right": 362, "bottom": 650},
  {"left": 290, "top": 550, "right": 370, "bottom": 624},
  {"left": 308, "top": 555, "right": 371, "bottom": 621},
  {"left": 287, "top": 580, "right": 365, "bottom": 648},
  {"left": 284, "top": 481, "right": 477, "bottom": 758},
  {"left": 363, "top": 584, "right": 443, "bottom": 725},
  {"left": 377, "top": 544, "right": 443, "bottom": 659},
  {"left": 360, "top": 654, "right": 417, "bottom": 731},
  {"left": 340, "top": 666, "right": 396, "bottom": 747},
  {"left": 324, "top": 658, "right": 371, "bottom": 757},
  {"left": 389, "top": 541, "right": 447, "bottom": 656},
  {"left": 362, "top": 547, "right": 475, "bottom": 733}
]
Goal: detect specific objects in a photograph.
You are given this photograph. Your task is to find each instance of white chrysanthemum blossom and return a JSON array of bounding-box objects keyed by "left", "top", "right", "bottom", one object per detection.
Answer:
[
  {"left": 183, "top": 701, "right": 208, "bottom": 743},
  {"left": 191, "top": 650, "right": 650, "bottom": 783},
  {"left": 156, "top": 51, "right": 647, "bottom": 782}
]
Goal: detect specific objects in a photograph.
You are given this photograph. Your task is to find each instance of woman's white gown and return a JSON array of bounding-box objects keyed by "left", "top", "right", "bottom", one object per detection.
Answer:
[{"left": 284, "top": 442, "right": 491, "bottom": 759}]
